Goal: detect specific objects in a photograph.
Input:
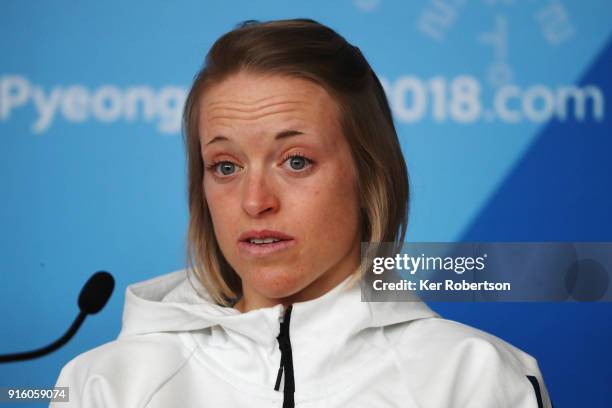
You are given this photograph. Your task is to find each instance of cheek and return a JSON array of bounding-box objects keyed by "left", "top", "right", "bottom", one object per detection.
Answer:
[
  {"left": 297, "top": 168, "right": 360, "bottom": 242},
  {"left": 203, "top": 180, "right": 237, "bottom": 243}
]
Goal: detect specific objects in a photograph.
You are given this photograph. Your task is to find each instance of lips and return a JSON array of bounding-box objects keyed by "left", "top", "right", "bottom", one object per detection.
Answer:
[
  {"left": 238, "top": 229, "right": 296, "bottom": 257},
  {"left": 238, "top": 229, "right": 294, "bottom": 242}
]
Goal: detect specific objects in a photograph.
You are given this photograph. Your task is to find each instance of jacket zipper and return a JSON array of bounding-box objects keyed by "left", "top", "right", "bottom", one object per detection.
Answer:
[{"left": 274, "top": 305, "right": 295, "bottom": 408}]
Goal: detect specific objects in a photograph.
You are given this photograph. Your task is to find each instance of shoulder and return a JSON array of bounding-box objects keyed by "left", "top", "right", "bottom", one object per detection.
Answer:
[
  {"left": 386, "top": 317, "right": 552, "bottom": 407},
  {"left": 402, "top": 317, "right": 539, "bottom": 370},
  {"left": 62, "top": 332, "right": 195, "bottom": 376},
  {"left": 52, "top": 333, "right": 196, "bottom": 408}
]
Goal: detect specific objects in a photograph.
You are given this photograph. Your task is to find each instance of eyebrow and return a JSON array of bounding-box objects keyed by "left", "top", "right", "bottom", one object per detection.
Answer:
[{"left": 205, "top": 130, "right": 304, "bottom": 146}]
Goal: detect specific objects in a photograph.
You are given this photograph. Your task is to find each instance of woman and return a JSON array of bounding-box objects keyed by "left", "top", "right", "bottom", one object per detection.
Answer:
[{"left": 53, "top": 19, "right": 552, "bottom": 407}]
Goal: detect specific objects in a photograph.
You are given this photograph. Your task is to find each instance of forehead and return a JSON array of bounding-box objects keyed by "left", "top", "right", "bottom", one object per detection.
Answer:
[{"left": 198, "top": 72, "right": 340, "bottom": 137}]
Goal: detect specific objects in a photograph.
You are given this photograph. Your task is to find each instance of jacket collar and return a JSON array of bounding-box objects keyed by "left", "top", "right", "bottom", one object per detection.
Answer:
[
  {"left": 119, "top": 269, "right": 438, "bottom": 392},
  {"left": 120, "top": 268, "right": 437, "bottom": 347}
]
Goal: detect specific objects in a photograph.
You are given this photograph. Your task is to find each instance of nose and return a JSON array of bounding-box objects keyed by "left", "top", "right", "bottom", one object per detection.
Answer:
[{"left": 241, "top": 168, "right": 279, "bottom": 217}]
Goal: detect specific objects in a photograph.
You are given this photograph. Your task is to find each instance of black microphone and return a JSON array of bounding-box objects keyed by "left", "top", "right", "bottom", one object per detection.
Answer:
[{"left": 0, "top": 271, "right": 115, "bottom": 363}]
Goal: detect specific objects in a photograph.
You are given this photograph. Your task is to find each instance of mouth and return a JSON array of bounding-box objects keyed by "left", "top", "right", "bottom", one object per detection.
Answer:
[
  {"left": 238, "top": 229, "right": 296, "bottom": 257},
  {"left": 239, "top": 229, "right": 294, "bottom": 243}
]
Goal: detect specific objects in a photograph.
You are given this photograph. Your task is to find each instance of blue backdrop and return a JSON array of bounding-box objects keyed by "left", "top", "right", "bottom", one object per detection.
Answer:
[{"left": 1, "top": 1, "right": 610, "bottom": 406}]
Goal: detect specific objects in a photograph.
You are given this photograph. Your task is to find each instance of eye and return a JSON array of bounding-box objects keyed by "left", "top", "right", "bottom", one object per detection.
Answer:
[
  {"left": 282, "top": 153, "right": 313, "bottom": 172},
  {"left": 205, "top": 160, "right": 240, "bottom": 177}
]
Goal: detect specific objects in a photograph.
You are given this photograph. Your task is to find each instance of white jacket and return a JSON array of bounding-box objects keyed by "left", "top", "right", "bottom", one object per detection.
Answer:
[{"left": 52, "top": 269, "right": 552, "bottom": 407}]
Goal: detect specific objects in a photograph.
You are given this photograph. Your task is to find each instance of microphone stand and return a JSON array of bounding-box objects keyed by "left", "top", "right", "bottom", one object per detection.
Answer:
[{"left": 0, "top": 312, "right": 86, "bottom": 363}]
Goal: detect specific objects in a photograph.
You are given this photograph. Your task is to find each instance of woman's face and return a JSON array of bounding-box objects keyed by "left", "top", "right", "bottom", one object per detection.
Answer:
[{"left": 199, "top": 71, "right": 361, "bottom": 311}]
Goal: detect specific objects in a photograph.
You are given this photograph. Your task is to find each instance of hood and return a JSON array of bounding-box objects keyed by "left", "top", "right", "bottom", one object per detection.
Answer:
[
  {"left": 119, "top": 268, "right": 438, "bottom": 345},
  {"left": 118, "top": 269, "right": 441, "bottom": 395}
]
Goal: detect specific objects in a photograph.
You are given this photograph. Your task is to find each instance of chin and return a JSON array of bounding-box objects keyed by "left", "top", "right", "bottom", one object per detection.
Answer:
[{"left": 246, "top": 266, "right": 311, "bottom": 300}]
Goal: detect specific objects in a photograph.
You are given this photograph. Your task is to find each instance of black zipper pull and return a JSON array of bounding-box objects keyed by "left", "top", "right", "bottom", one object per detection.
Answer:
[{"left": 274, "top": 305, "right": 295, "bottom": 408}]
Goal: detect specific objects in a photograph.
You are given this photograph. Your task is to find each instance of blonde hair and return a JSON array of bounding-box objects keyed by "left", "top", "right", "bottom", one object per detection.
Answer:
[{"left": 182, "top": 19, "right": 410, "bottom": 305}]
